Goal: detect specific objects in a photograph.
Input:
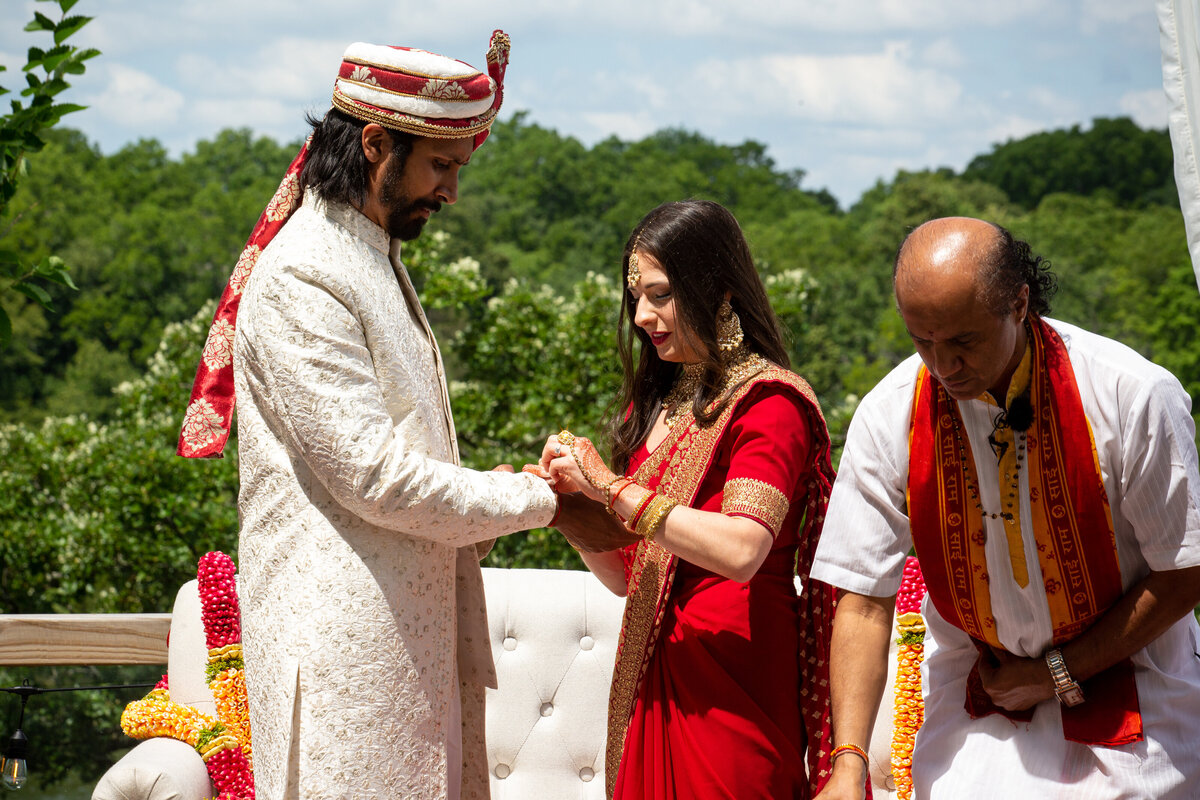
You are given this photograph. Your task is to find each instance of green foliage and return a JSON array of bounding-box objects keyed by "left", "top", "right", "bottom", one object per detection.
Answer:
[
  {"left": 0, "top": 128, "right": 296, "bottom": 420},
  {"left": 963, "top": 117, "right": 1177, "bottom": 210},
  {"left": 0, "top": 0, "right": 96, "bottom": 348},
  {"left": 0, "top": 304, "right": 239, "bottom": 616}
]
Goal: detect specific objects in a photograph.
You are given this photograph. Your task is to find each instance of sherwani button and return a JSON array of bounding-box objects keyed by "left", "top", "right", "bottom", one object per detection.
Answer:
[
  {"left": 540, "top": 702, "right": 553, "bottom": 717},
  {"left": 579, "top": 635, "right": 594, "bottom": 650},
  {"left": 502, "top": 636, "right": 517, "bottom": 651},
  {"left": 495, "top": 764, "right": 510, "bottom": 779},
  {"left": 579, "top": 767, "right": 595, "bottom": 781}
]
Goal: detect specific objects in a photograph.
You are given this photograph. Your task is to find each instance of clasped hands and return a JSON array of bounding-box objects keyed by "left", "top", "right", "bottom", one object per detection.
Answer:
[
  {"left": 518, "top": 431, "right": 642, "bottom": 553},
  {"left": 976, "top": 645, "right": 1057, "bottom": 710}
]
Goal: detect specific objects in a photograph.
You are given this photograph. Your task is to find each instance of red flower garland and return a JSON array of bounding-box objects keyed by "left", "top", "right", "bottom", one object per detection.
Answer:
[{"left": 122, "top": 552, "right": 254, "bottom": 799}]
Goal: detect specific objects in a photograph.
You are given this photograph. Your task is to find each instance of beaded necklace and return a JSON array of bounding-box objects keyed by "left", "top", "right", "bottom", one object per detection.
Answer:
[{"left": 948, "top": 408, "right": 1026, "bottom": 521}]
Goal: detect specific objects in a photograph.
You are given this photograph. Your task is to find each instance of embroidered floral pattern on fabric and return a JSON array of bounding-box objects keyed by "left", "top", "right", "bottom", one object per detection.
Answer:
[
  {"left": 348, "top": 65, "right": 379, "bottom": 85},
  {"left": 230, "top": 196, "right": 553, "bottom": 799},
  {"left": 721, "top": 477, "right": 790, "bottom": 536},
  {"left": 264, "top": 172, "right": 300, "bottom": 222},
  {"left": 203, "top": 319, "right": 236, "bottom": 370},
  {"left": 229, "top": 245, "right": 261, "bottom": 296},
  {"left": 180, "top": 398, "right": 226, "bottom": 454},
  {"left": 420, "top": 78, "right": 470, "bottom": 99}
]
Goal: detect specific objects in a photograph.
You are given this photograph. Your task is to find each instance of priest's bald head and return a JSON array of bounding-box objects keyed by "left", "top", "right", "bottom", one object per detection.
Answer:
[{"left": 893, "top": 217, "right": 1058, "bottom": 401}]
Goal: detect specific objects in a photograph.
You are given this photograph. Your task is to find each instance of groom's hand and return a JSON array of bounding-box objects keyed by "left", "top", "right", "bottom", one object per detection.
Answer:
[{"left": 555, "top": 492, "right": 641, "bottom": 553}]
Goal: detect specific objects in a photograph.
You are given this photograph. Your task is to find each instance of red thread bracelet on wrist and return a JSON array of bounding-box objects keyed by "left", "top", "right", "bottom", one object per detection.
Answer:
[
  {"left": 831, "top": 742, "right": 868, "bottom": 765},
  {"left": 609, "top": 479, "right": 636, "bottom": 519}
]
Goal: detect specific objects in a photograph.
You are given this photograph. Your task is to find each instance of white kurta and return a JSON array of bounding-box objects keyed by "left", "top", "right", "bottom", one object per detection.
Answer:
[
  {"left": 233, "top": 194, "right": 557, "bottom": 800},
  {"left": 812, "top": 319, "right": 1200, "bottom": 799}
]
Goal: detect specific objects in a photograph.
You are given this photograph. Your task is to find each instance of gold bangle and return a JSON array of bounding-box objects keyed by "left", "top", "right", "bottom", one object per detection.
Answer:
[
  {"left": 626, "top": 491, "right": 655, "bottom": 531},
  {"left": 831, "top": 742, "right": 868, "bottom": 765},
  {"left": 636, "top": 496, "right": 676, "bottom": 542}
]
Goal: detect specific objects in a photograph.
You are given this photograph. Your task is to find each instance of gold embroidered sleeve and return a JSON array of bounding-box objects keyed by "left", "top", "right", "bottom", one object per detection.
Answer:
[{"left": 721, "top": 477, "right": 790, "bottom": 537}]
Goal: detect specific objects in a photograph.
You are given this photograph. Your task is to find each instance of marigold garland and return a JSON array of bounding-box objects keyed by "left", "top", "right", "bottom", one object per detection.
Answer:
[
  {"left": 891, "top": 556, "right": 927, "bottom": 800},
  {"left": 121, "top": 551, "right": 254, "bottom": 799}
]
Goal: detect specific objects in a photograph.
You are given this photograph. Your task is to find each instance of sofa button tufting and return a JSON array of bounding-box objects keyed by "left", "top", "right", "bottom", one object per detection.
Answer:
[
  {"left": 579, "top": 635, "right": 594, "bottom": 650},
  {"left": 502, "top": 636, "right": 517, "bottom": 651},
  {"left": 495, "top": 764, "right": 511, "bottom": 779},
  {"left": 540, "top": 702, "right": 553, "bottom": 717},
  {"left": 579, "top": 767, "right": 595, "bottom": 781}
]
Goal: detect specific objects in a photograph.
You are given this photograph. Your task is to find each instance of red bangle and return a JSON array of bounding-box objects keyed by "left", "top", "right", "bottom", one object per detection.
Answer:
[{"left": 626, "top": 491, "right": 655, "bottom": 531}]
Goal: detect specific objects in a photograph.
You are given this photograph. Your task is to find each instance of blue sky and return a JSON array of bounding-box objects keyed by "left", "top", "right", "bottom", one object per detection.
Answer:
[{"left": 0, "top": 0, "right": 1168, "bottom": 208}]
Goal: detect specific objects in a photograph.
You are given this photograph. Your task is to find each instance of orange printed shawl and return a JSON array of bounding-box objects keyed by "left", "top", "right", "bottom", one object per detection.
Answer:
[
  {"left": 604, "top": 365, "right": 838, "bottom": 798},
  {"left": 908, "top": 317, "right": 1141, "bottom": 746}
]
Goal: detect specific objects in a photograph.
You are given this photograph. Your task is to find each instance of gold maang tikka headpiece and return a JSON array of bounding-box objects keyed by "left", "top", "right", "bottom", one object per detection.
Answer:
[{"left": 626, "top": 232, "right": 643, "bottom": 290}]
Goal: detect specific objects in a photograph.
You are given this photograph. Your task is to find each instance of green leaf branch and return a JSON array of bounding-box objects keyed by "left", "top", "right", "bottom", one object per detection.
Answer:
[{"left": 0, "top": 0, "right": 97, "bottom": 347}]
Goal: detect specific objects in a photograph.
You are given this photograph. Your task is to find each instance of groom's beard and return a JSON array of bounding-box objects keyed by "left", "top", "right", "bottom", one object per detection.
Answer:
[{"left": 379, "top": 156, "right": 441, "bottom": 241}]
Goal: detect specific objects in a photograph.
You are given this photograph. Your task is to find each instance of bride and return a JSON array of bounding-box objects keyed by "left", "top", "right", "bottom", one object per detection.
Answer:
[{"left": 538, "top": 200, "right": 839, "bottom": 798}]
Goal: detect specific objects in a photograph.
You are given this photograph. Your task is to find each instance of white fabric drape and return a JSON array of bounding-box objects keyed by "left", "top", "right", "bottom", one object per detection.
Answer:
[{"left": 1159, "top": 0, "right": 1200, "bottom": 292}]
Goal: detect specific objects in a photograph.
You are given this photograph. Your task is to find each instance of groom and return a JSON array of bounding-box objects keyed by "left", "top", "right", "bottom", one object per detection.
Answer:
[{"left": 178, "top": 35, "right": 560, "bottom": 800}]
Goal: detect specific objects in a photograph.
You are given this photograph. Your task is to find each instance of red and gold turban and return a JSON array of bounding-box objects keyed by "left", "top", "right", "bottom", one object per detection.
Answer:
[{"left": 177, "top": 32, "right": 510, "bottom": 459}]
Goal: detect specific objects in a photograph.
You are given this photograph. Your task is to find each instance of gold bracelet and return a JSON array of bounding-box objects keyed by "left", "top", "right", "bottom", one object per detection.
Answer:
[
  {"left": 636, "top": 496, "right": 676, "bottom": 542},
  {"left": 626, "top": 491, "right": 655, "bottom": 532}
]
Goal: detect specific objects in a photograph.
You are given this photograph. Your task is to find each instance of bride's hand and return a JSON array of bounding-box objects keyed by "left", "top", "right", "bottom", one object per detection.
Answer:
[{"left": 539, "top": 433, "right": 617, "bottom": 503}]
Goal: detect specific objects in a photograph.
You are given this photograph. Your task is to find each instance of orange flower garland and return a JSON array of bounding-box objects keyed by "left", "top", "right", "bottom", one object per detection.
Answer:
[
  {"left": 121, "top": 552, "right": 254, "bottom": 800},
  {"left": 890, "top": 556, "right": 927, "bottom": 800}
]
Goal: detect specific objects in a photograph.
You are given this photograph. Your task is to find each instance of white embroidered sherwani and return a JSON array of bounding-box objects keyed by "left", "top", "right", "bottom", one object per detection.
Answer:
[{"left": 233, "top": 193, "right": 556, "bottom": 800}]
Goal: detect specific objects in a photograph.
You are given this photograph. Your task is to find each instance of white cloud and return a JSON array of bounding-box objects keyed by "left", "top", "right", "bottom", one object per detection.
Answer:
[
  {"left": 643, "top": 0, "right": 1053, "bottom": 35},
  {"left": 1081, "top": 0, "right": 1151, "bottom": 27},
  {"left": 920, "top": 38, "right": 967, "bottom": 69},
  {"left": 175, "top": 38, "right": 343, "bottom": 103},
  {"left": 189, "top": 97, "right": 303, "bottom": 141},
  {"left": 1119, "top": 88, "right": 1169, "bottom": 129},
  {"left": 696, "top": 41, "right": 965, "bottom": 127},
  {"left": 87, "top": 64, "right": 185, "bottom": 128},
  {"left": 981, "top": 115, "right": 1052, "bottom": 148},
  {"left": 1026, "top": 87, "right": 1081, "bottom": 119},
  {"left": 575, "top": 111, "right": 660, "bottom": 144}
]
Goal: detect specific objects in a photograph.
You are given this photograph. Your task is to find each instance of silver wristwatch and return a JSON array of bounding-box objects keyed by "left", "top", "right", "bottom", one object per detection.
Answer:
[{"left": 1044, "top": 647, "right": 1084, "bottom": 707}]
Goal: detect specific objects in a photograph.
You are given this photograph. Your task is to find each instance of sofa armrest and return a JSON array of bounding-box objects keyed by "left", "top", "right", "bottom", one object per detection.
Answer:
[{"left": 92, "top": 735, "right": 212, "bottom": 800}]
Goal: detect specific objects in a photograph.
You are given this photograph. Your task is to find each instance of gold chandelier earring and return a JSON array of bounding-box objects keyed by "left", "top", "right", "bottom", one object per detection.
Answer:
[
  {"left": 626, "top": 232, "right": 644, "bottom": 290},
  {"left": 716, "top": 300, "right": 744, "bottom": 354}
]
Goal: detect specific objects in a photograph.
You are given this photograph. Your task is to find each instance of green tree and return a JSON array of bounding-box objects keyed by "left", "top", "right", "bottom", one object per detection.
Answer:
[
  {"left": 0, "top": 0, "right": 97, "bottom": 347},
  {"left": 963, "top": 117, "right": 1177, "bottom": 210}
]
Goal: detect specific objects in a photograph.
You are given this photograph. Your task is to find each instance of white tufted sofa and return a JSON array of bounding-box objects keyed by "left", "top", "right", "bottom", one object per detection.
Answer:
[{"left": 94, "top": 567, "right": 900, "bottom": 799}]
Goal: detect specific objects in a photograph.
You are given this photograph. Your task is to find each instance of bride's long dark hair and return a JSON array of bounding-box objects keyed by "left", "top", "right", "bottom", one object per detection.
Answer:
[{"left": 607, "top": 200, "right": 789, "bottom": 473}]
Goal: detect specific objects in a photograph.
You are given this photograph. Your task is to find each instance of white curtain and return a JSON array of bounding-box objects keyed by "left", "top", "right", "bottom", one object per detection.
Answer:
[{"left": 1160, "top": 0, "right": 1200, "bottom": 293}]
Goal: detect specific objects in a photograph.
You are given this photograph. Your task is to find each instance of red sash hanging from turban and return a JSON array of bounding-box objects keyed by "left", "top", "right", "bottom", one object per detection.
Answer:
[
  {"left": 908, "top": 317, "right": 1142, "bottom": 746},
  {"left": 177, "top": 142, "right": 308, "bottom": 458}
]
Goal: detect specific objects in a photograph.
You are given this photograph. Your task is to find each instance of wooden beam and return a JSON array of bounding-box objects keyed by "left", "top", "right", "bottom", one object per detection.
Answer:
[{"left": 0, "top": 614, "right": 171, "bottom": 666}]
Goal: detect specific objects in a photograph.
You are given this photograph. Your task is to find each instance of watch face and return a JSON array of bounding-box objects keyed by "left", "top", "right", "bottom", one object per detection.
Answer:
[{"left": 1056, "top": 685, "right": 1085, "bottom": 707}]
